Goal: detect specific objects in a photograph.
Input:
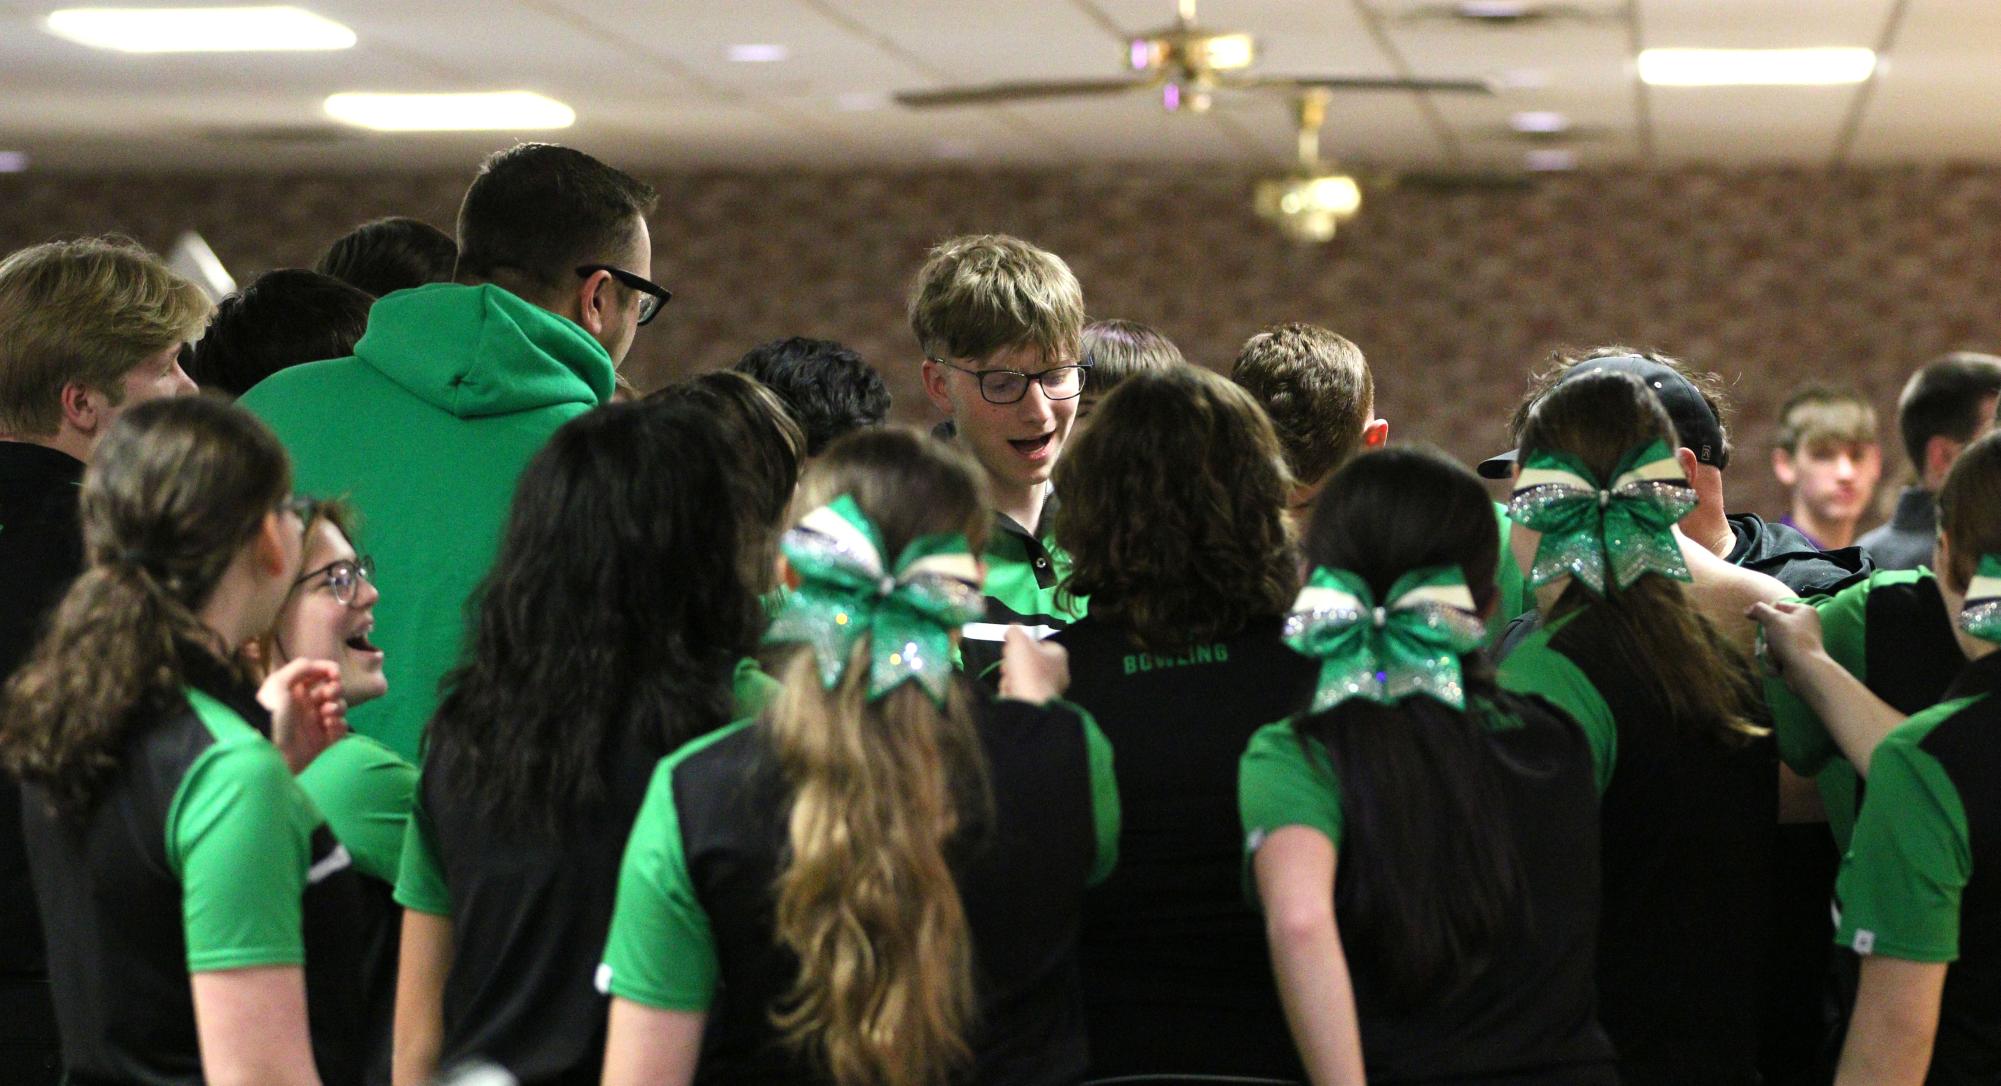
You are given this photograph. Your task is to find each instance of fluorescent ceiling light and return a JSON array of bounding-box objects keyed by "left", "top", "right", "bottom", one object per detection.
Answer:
[
  {"left": 324, "top": 92, "right": 575, "bottom": 132},
  {"left": 45, "top": 6, "right": 355, "bottom": 53},
  {"left": 1637, "top": 47, "right": 1875, "bottom": 87},
  {"left": 0, "top": 151, "right": 28, "bottom": 173},
  {"left": 1510, "top": 110, "right": 1569, "bottom": 134},
  {"left": 728, "top": 43, "right": 788, "bottom": 62}
]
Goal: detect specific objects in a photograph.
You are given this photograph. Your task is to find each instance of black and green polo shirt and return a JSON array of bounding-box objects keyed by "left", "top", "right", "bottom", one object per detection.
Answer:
[
  {"left": 1832, "top": 650, "right": 2001, "bottom": 1082},
  {"left": 599, "top": 695, "right": 1118, "bottom": 1085},
  {"left": 961, "top": 500, "right": 1087, "bottom": 680},
  {"left": 1498, "top": 606, "right": 1774, "bottom": 1086},
  {"left": 1238, "top": 689, "right": 1615, "bottom": 1083},
  {"left": 20, "top": 652, "right": 369, "bottom": 1086},
  {"left": 1764, "top": 568, "right": 1964, "bottom": 851},
  {"left": 296, "top": 735, "right": 417, "bottom": 1086},
  {"left": 1057, "top": 615, "right": 1315, "bottom": 1081}
]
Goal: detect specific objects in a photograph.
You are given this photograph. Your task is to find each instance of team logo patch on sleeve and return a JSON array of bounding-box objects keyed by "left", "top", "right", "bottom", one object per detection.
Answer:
[{"left": 1850, "top": 929, "right": 1876, "bottom": 955}]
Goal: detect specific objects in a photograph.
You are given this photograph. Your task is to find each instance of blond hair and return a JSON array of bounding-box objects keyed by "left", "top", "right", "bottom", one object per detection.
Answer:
[
  {"left": 0, "top": 237, "right": 212, "bottom": 437},
  {"left": 1230, "top": 323, "right": 1374, "bottom": 484},
  {"left": 1774, "top": 385, "right": 1878, "bottom": 454},
  {"left": 766, "top": 427, "right": 991, "bottom": 1086},
  {"left": 907, "top": 234, "right": 1084, "bottom": 364}
]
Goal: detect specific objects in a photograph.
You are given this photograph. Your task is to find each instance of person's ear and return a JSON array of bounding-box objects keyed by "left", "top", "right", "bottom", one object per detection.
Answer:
[
  {"left": 921, "top": 357, "right": 955, "bottom": 416},
  {"left": 1771, "top": 448, "right": 1798, "bottom": 487},
  {"left": 251, "top": 511, "right": 292, "bottom": 578},
  {"left": 59, "top": 381, "right": 101, "bottom": 435},
  {"left": 1362, "top": 418, "right": 1389, "bottom": 449},
  {"left": 778, "top": 555, "right": 802, "bottom": 591},
  {"left": 1675, "top": 446, "right": 1700, "bottom": 479},
  {"left": 1926, "top": 434, "right": 1964, "bottom": 488},
  {"left": 574, "top": 269, "right": 615, "bottom": 337}
]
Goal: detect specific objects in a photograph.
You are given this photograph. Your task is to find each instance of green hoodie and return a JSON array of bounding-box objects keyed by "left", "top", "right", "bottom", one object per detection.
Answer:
[{"left": 241, "top": 284, "right": 614, "bottom": 762}]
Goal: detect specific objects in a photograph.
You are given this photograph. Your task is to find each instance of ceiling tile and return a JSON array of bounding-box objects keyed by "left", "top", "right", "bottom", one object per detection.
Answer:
[{"left": 1847, "top": 0, "right": 2001, "bottom": 163}]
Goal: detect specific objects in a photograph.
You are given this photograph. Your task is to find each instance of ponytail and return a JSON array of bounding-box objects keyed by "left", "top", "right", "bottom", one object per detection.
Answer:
[{"left": 766, "top": 642, "right": 988, "bottom": 1086}]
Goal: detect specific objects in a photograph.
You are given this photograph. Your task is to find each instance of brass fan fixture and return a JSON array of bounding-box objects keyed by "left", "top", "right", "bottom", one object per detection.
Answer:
[
  {"left": 1254, "top": 90, "right": 1362, "bottom": 243},
  {"left": 893, "top": 0, "right": 1492, "bottom": 115}
]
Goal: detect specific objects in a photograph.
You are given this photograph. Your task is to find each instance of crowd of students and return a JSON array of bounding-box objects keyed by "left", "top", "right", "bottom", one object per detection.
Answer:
[{"left": 0, "top": 139, "right": 1998, "bottom": 1086}]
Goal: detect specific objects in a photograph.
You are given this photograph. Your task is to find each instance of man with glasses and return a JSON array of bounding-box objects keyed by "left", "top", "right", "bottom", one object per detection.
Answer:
[
  {"left": 241, "top": 143, "right": 662, "bottom": 763},
  {"left": 911, "top": 234, "right": 1089, "bottom": 678}
]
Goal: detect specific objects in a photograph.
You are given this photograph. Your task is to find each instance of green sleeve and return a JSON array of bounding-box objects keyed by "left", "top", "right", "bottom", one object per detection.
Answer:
[
  {"left": 600, "top": 736, "right": 738, "bottom": 1011},
  {"left": 295, "top": 735, "right": 416, "bottom": 883},
  {"left": 166, "top": 739, "right": 318, "bottom": 973},
  {"left": 1766, "top": 582, "right": 1870, "bottom": 776},
  {"left": 1053, "top": 699, "right": 1119, "bottom": 886},
  {"left": 1487, "top": 503, "right": 1527, "bottom": 649},
  {"left": 1497, "top": 636, "right": 1617, "bottom": 795},
  {"left": 1833, "top": 718, "right": 1972, "bottom": 963},
  {"left": 732, "top": 656, "right": 781, "bottom": 721},
  {"left": 1239, "top": 719, "right": 1344, "bottom": 851},
  {"left": 392, "top": 801, "right": 452, "bottom": 917}
]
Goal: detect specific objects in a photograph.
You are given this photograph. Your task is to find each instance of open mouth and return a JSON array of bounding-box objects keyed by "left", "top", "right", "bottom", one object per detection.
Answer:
[
  {"left": 344, "top": 631, "right": 380, "bottom": 654},
  {"left": 1008, "top": 432, "right": 1054, "bottom": 458}
]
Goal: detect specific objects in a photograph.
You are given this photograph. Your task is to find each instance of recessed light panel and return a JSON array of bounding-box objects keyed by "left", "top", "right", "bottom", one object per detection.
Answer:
[
  {"left": 46, "top": 6, "right": 355, "bottom": 53},
  {"left": 324, "top": 92, "right": 576, "bottom": 132},
  {"left": 1637, "top": 47, "right": 1876, "bottom": 87},
  {"left": 0, "top": 151, "right": 28, "bottom": 173},
  {"left": 1510, "top": 110, "right": 1569, "bottom": 134},
  {"left": 728, "top": 43, "right": 789, "bottom": 63}
]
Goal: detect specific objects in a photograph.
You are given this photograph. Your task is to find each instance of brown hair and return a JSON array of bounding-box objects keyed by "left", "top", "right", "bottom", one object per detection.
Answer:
[
  {"left": 646, "top": 371, "right": 804, "bottom": 594},
  {"left": 1054, "top": 366, "right": 1297, "bottom": 652},
  {"left": 1080, "top": 318, "right": 1184, "bottom": 397},
  {"left": 1517, "top": 370, "right": 1763, "bottom": 743},
  {"left": 1937, "top": 429, "right": 2001, "bottom": 593},
  {"left": 1229, "top": 322, "right": 1374, "bottom": 485},
  {"left": 766, "top": 427, "right": 992, "bottom": 1086},
  {"left": 1894, "top": 352, "right": 2001, "bottom": 474},
  {"left": 0, "top": 236, "right": 212, "bottom": 437},
  {"left": 2, "top": 396, "right": 289, "bottom": 816},
  {"left": 244, "top": 500, "right": 358, "bottom": 675},
  {"left": 907, "top": 234, "right": 1084, "bottom": 364},
  {"left": 1774, "top": 385, "right": 1878, "bottom": 455}
]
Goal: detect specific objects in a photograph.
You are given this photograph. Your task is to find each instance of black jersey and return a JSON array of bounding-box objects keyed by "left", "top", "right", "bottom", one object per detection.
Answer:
[
  {"left": 1053, "top": 614, "right": 1315, "bottom": 1080},
  {"left": 601, "top": 694, "right": 1118, "bottom": 1086},
  {"left": 1501, "top": 608, "right": 1775, "bottom": 1086},
  {"left": 395, "top": 715, "right": 695, "bottom": 1086},
  {"left": 19, "top": 649, "right": 370, "bottom": 1086},
  {"left": 1240, "top": 690, "right": 1616, "bottom": 1084}
]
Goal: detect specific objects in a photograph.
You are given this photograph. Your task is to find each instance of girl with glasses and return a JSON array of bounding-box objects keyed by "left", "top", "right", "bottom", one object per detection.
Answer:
[
  {"left": 1, "top": 396, "right": 362, "bottom": 1086},
  {"left": 598, "top": 426, "right": 1119, "bottom": 1086}
]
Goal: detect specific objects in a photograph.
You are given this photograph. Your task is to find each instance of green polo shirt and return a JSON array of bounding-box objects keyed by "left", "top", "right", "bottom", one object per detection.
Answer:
[
  {"left": 1494, "top": 611, "right": 1617, "bottom": 793},
  {"left": 962, "top": 500, "right": 1087, "bottom": 681}
]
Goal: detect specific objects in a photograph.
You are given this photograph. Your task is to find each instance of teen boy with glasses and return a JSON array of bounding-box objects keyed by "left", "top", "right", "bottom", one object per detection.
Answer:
[{"left": 911, "top": 234, "right": 1090, "bottom": 676}]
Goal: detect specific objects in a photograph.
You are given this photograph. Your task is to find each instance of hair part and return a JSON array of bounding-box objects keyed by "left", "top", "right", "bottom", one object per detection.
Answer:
[
  {"left": 188, "top": 269, "right": 373, "bottom": 399},
  {"left": 1517, "top": 369, "right": 1763, "bottom": 745},
  {"left": 1229, "top": 322, "right": 1374, "bottom": 486},
  {"left": 1054, "top": 366, "right": 1297, "bottom": 651},
  {"left": 1079, "top": 318, "right": 1185, "bottom": 397},
  {"left": 907, "top": 234, "right": 1085, "bottom": 364},
  {"left": 1895, "top": 352, "right": 2001, "bottom": 473},
  {"left": 2, "top": 396, "right": 289, "bottom": 816},
  {"left": 316, "top": 216, "right": 458, "bottom": 298},
  {"left": 0, "top": 236, "right": 213, "bottom": 437},
  {"left": 454, "top": 143, "right": 658, "bottom": 299},
  {"left": 765, "top": 427, "right": 991, "bottom": 1086},
  {"left": 425, "top": 400, "right": 762, "bottom": 837},
  {"left": 732, "top": 336, "right": 890, "bottom": 456}
]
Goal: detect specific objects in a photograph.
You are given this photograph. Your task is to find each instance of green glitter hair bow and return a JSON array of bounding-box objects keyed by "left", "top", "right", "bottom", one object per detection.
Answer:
[
  {"left": 1958, "top": 554, "right": 2001, "bottom": 643},
  {"left": 764, "top": 494, "right": 986, "bottom": 706},
  {"left": 1283, "top": 565, "right": 1487, "bottom": 712},
  {"left": 1505, "top": 439, "right": 1698, "bottom": 595}
]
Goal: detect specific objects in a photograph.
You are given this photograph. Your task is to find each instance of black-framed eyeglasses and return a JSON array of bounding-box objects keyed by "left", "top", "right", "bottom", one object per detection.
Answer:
[
  {"left": 293, "top": 555, "right": 375, "bottom": 608},
  {"left": 928, "top": 358, "right": 1092, "bottom": 405},
  {"left": 576, "top": 265, "right": 671, "bottom": 326}
]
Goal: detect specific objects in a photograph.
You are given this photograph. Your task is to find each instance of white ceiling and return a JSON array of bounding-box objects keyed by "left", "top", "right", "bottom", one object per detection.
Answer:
[{"left": 0, "top": 0, "right": 1990, "bottom": 173}]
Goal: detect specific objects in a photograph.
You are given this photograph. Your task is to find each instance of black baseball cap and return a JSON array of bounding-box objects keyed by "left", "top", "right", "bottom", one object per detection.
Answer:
[{"left": 1477, "top": 354, "right": 1728, "bottom": 480}]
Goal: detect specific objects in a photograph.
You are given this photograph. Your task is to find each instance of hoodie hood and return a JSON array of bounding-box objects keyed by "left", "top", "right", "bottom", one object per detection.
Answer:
[{"left": 354, "top": 283, "right": 615, "bottom": 418}]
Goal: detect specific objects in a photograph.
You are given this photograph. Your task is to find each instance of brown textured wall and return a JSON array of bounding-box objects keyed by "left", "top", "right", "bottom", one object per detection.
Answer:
[{"left": 5, "top": 165, "right": 1999, "bottom": 522}]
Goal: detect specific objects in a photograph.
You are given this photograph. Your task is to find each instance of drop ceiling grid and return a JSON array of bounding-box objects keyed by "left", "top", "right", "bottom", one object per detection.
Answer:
[
  {"left": 1847, "top": 0, "right": 2001, "bottom": 162},
  {"left": 1637, "top": 0, "right": 1895, "bottom": 163}
]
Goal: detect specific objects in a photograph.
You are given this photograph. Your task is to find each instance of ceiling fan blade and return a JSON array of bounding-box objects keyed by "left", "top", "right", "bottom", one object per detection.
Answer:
[
  {"left": 1226, "top": 73, "right": 1495, "bottom": 95},
  {"left": 894, "top": 78, "right": 1158, "bottom": 108}
]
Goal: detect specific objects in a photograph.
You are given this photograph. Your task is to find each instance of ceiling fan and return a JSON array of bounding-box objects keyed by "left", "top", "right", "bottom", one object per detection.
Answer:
[
  {"left": 893, "top": 0, "right": 1493, "bottom": 115},
  {"left": 1253, "top": 90, "right": 1363, "bottom": 243}
]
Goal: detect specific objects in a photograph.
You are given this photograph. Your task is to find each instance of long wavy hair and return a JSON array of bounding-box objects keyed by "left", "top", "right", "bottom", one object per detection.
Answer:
[
  {"left": 1519, "top": 369, "right": 1763, "bottom": 743},
  {"left": 764, "top": 427, "right": 993, "bottom": 1086},
  {"left": 2, "top": 396, "right": 289, "bottom": 817},
  {"left": 1053, "top": 366, "right": 1298, "bottom": 652},
  {"left": 1295, "top": 446, "right": 1521, "bottom": 1009},
  {"left": 424, "top": 400, "right": 763, "bottom": 838}
]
